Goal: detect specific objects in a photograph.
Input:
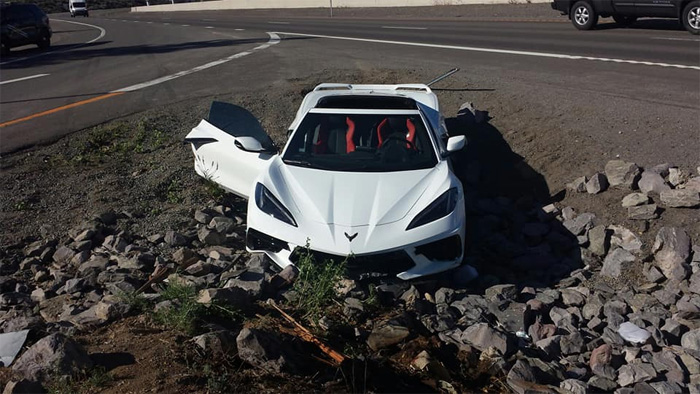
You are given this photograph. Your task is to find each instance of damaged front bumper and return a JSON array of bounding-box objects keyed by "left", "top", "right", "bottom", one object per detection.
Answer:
[{"left": 246, "top": 225, "right": 464, "bottom": 280}]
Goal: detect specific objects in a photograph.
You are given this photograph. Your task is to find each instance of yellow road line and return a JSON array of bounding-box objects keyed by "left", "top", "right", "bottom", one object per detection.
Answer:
[{"left": 0, "top": 92, "right": 124, "bottom": 128}]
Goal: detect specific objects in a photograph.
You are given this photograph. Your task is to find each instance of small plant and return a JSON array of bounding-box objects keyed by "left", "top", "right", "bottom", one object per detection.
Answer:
[
  {"left": 118, "top": 290, "right": 150, "bottom": 314},
  {"left": 45, "top": 366, "right": 113, "bottom": 394},
  {"left": 153, "top": 281, "right": 239, "bottom": 335},
  {"left": 13, "top": 200, "right": 28, "bottom": 211},
  {"left": 292, "top": 241, "right": 347, "bottom": 321},
  {"left": 153, "top": 281, "right": 201, "bottom": 334},
  {"left": 166, "top": 179, "right": 183, "bottom": 204},
  {"left": 363, "top": 284, "right": 380, "bottom": 312}
]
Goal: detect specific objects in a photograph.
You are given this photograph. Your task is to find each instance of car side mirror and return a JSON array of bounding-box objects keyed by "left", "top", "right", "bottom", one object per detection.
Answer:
[
  {"left": 446, "top": 135, "right": 466, "bottom": 153},
  {"left": 234, "top": 136, "right": 277, "bottom": 154}
]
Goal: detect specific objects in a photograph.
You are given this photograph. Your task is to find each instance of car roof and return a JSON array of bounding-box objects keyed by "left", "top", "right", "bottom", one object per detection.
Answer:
[{"left": 290, "top": 84, "right": 440, "bottom": 129}]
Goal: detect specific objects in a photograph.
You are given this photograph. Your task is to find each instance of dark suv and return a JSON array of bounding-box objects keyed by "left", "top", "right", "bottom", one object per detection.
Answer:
[
  {"left": 552, "top": 0, "right": 699, "bottom": 34},
  {"left": 1, "top": 3, "right": 52, "bottom": 55}
]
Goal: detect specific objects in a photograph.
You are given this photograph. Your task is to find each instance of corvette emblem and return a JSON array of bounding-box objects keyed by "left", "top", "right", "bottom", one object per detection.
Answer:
[{"left": 344, "top": 232, "right": 358, "bottom": 242}]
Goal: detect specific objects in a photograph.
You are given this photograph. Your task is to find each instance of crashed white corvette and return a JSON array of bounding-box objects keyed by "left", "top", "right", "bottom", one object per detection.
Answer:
[{"left": 185, "top": 84, "right": 467, "bottom": 280}]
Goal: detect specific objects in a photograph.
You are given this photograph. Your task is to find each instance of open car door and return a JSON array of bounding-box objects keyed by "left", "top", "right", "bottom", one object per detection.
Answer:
[{"left": 185, "top": 102, "right": 278, "bottom": 199}]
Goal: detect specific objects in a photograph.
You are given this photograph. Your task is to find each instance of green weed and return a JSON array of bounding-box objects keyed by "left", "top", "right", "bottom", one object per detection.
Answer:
[
  {"left": 292, "top": 242, "right": 347, "bottom": 321},
  {"left": 153, "top": 281, "right": 239, "bottom": 335}
]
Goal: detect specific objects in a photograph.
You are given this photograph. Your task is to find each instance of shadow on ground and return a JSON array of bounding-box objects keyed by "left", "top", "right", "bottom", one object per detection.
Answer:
[
  {"left": 434, "top": 103, "right": 583, "bottom": 291},
  {"left": 0, "top": 37, "right": 313, "bottom": 69},
  {"left": 596, "top": 18, "right": 686, "bottom": 32}
]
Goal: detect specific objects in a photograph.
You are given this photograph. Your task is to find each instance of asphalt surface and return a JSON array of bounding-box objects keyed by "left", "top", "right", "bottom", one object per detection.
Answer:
[{"left": 0, "top": 9, "right": 698, "bottom": 155}]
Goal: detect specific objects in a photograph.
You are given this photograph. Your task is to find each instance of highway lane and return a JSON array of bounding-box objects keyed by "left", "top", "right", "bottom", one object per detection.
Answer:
[
  {"left": 121, "top": 12, "right": 700, "bottom": 67},
  {"left": 0, "top": 17, "right": 279, "bottom": 153},
  {"left": 0, "top": 10, "right": 697, "bottom": 157}
]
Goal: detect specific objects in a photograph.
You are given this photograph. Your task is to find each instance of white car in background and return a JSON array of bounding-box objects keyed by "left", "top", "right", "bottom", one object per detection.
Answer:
[{"left": 185, "top": 83, "right": 467, "bottom": 280}]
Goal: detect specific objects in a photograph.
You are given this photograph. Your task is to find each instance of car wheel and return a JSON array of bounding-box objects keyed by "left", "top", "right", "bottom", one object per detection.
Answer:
[
  {"left": 37, "top": 31, "right": 50, "bottom": 49},
  {"left": 683, "top": 1, "right": 700, "bottom": 34},
  {"left": 1, "top": 43, "right": 9, "bottom": 56},
  {"left": 570, "top": 1, "right": 599, "bottom": 30},
  {"left": 613, "top": 15, "right": 637, "bottom": 26}
]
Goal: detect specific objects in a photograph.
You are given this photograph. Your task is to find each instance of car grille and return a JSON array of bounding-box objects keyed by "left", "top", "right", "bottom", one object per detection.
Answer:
[{"left": 290, "top": 248, "right": 415, "bottom": 280}]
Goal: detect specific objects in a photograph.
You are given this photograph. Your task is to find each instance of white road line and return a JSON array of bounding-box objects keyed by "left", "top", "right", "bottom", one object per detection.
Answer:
[
  {"left": 56, "top": 19, "right": 106, "bottom": 43},
  {"left": 0, "top": 19, "right": 105, "bottom": 66},
  {"left": 269, "top": 21, "right": 290, "bottom": 25},
  {"left": 163, "top": 23, "right": 170, "bottom": 25},
  {"left": 276, "top": 31, "right": 700, "bottom": 71},
  {"left": 205, "top": 26, "right": 214, "bottom": 29},
  {"left": 0, "top": 73, "right": 49, "bottom": 85},
  {"left": 147, "top": 21, "right": 153, "bottom": 24},
  {"left": 381, "top": 26, "right": 428, "bottom": 30},
  {"left": 651, "top": 37, "right": 700, "bottom": 42},
  {"left": 235, "top": 28, "right": 245, "bottom": 31},
  {"left": 182, "top": 24, "right": 190, "bottom": 27},
  {"left": 112, "top": 32, "right": 280, "bottom": 93}
]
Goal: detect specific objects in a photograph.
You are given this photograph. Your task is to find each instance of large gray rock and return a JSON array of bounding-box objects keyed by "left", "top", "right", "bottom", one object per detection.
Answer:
[
  {"left": 484, "top": 284, "right": 518, "bottom": 302},
  {"left": 12, "top": 333, "right": 92, "bottom": 381},
  {"left": 367, "top": 324, "right": 409, "bottom": 351},
  {"left": 209, "top": 216, "right": 236, "bottom": 234},
  {"left": 567, "top": 176, "right": 587, "bottom": 193},
  {"left": 682, "top": 329, "right": 700, "bottom": 351},
  {"left": 617, "top": 363, "right": 657, "bottom": 387},
  {"left": 660, "top": 190, "right": 700, "bottom": 208},
  {"left": 601, "top": 248, "right": 637, "bottom": 278},
  {"left": 586, "top": 173, "right": 609, "bottom": 194},
  {"left": 588, "top": 225, "right": 611, "bottom": 257},
  {"left": 193, "top": 330, "right": 238, "bottom": 354},
  {"left": 236, "top": 328, "right": 288, "bottom": 373},
  {"left": 609, "top": 225, "right": 643, "bottom": 254},
  {"left": 638, "top": 171, "right": 671, "bottom": 195},
  {"left": 560, "top": 379, "right": 588, "bottom": 394},
  {"left": 653, "top": 227, "right": 691, "bottom": 281},
  {"left": 461, "top": 323, "right": 510, "bottom": 355},
  {"left": 605, "top": 160, "right": 640, "bottom": 188},
  {"left": 564, "top": 213, "right": 596, "bottom": 236},
  {"left": 224, "top": 270, "right": 265, "bottom": 299},
  {"left": 198, "top": 227, "right": 225, "bottom": 246},
  {"left": 506, "top": 359, "right": 557, "bottom": 394},
  {"left": 622, "top": 192, "right": 650, "bottom": 208},
  {"left": 628, "top": 204, "right": 658, "bottom": 220}
]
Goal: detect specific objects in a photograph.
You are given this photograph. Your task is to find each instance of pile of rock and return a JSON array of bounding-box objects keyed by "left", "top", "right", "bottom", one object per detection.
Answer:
[
  {"left": 567, "top": 161, "right": 700, "bottom": 220},
  {"left": 1, "top": 159, "right": 699, "bottom": 393}
]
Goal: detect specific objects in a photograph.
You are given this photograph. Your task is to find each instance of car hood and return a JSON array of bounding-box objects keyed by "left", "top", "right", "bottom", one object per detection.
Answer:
[{"left": 271, "top": 164, "right": 440, "bottom": 227}]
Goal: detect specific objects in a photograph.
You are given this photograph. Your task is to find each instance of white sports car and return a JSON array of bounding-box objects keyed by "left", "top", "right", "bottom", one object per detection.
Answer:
[{"left": 185, "top": 83, "right": 467, "bottom": 280}]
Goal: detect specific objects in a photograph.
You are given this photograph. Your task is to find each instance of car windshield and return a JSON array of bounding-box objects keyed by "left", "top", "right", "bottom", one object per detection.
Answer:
[
  {"left": 282, "top": 111, "right": 437, "bottom": 172},
  {"left": 74, "top": 2, "right": 86, "bottom": 6}
]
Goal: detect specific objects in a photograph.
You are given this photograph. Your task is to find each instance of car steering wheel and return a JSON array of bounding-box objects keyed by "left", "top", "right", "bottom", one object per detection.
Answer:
[{"left": 379, "top": 134, "right": 416, "bottom": 151}]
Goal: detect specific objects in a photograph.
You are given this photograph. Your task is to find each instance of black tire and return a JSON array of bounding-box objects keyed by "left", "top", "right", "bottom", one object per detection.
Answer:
[
  {"left": 613, "top": 15, "right": 637, "bottom": 26},
  {"left": 37, "top": 31, "right": 50, "bottom": 49},
  {"left": 1, "top": 43, "right": 9, "bottom": 56},
  {"left": 682, "top": 1, "right": 700, "bottom": 35},
  {"left": 570, "top": 1, "right": 599, "bottom": 30}
]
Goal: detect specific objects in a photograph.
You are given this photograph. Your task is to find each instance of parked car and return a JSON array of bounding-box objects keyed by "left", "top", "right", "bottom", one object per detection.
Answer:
[
  {"left": 551, "top": 0, "right": 699, "bottom": 34},
  {"left": 185, "top": 84, "right": 467, "bottom": 280},
  {"left": 69, "top": 0, "right": 88, "bottom": 17},
  {"left": 0, "top": 3, "right": 52, "bottom": 55}
]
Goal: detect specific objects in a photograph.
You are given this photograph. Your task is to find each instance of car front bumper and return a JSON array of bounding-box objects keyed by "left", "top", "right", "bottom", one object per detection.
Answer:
[{"left": 246, "top": 207, "right": 465, "bottom": 280}]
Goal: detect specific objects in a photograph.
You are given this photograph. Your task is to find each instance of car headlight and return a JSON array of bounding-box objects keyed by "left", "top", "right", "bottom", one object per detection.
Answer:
[
  {"left": 254, "top": 183, "right": 297, "bottom": 227},
  {"left": 407, "top": 188, "right": 459, "bottom": 230}
]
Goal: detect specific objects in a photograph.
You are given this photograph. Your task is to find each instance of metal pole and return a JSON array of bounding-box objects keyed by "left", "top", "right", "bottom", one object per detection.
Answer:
[
  {"left": 330, "top": 0, "right": 333, "bottom": 17},
  {"left": 426, "top": 67, "right": 460, "bottom": 87}
]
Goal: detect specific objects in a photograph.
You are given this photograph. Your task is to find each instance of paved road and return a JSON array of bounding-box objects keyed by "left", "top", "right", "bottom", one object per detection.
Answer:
[{"left": 0, "top": 10, "right": 698, "bottom": 154}]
